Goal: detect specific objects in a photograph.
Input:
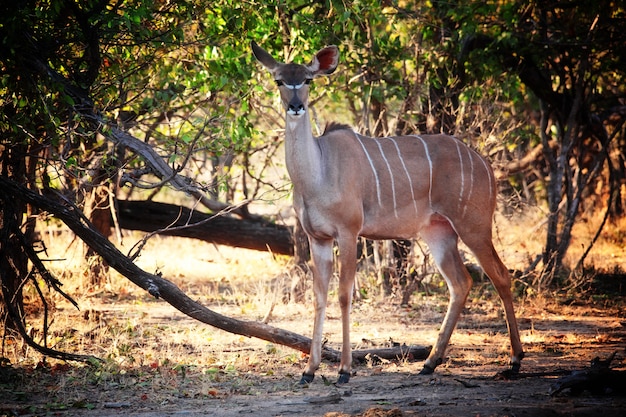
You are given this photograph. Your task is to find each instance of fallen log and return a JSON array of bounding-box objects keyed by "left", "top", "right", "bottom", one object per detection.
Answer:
[
  {"left": 116, "top": 199, "right": 294, "bottom": 256},
  {"left": 550, "top": 352, "right": 626, "bottom": 396},
  {"left": 349, "top": 345, "right": 431, "bottom": 364}
]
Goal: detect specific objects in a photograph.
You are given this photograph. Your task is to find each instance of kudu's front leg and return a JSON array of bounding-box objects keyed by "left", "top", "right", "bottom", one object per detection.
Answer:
[{"left": 300, "top": 238, "right": 333, "bottom": 385}]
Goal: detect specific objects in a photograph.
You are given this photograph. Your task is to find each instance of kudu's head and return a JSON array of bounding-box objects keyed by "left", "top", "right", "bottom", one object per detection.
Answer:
[{"left": 252, "top": 41, "right": 339, "bottom": 117}]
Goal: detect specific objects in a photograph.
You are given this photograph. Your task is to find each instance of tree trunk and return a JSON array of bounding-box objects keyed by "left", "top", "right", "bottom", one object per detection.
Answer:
[
  {"left": 0, "top": 196, "right": 27, "bottom": 337},
  {"left": 540, "top": 105, "right": 562, "bottom": 284},
  {"left": 0, "top": 144, "right": 29, "bottom": 336},
  {"left": 84, "top": 184, "right": 112, "bottom": 285},
  {"left": 290, "top": 218, "right": 310, "bottom": 303}
]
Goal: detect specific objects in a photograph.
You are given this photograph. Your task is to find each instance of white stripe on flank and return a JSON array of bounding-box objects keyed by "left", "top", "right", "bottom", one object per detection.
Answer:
[
  {"left": 477, "top": 154, "right": 494, "bottom": 201},
  {"left": 463, "top": 145, "right": 475, "bottom": 218},
  {"left": 387, "top": 137, "right": 418, "bottom": 216},
  {"left": 453, "top": 140, "right": 466, "bottom": 215},
  {"left": 375, "top": 139, "right": 398, "bottom": 217},
  {"left": 413, "top": 135, "right": 433, "bottom": 208},
  {"left": 354, "top": 133, "right": 382, "bottom": 207}
]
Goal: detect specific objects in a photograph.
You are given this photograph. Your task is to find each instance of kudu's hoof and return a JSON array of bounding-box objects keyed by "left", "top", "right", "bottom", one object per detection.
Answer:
[
  {"left": 418, "top": 364, "right": 435, "bottom": 375},
  {"left": 336, "top": 371, "right": 351, "bottom": 385},
  {"left": 495, "top": 368, "right": 519, "bottom": 380},
  {"left": 299, "top": 373, "right": 315, "bottom": 385},
  {"left": 495, "top": 362, "right": 522, "bottom": 380},
  {"left": 510, "top": 361, "right": 521, "bottom": 374}
]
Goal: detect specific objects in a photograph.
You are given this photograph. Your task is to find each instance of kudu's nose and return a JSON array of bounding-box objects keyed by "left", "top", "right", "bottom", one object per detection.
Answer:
[
  {"left": 288, "top": 94, "right": 305, "bottom": 115},
  {"left": 288, "top": 103, "right": 305, "bottom": 115}
]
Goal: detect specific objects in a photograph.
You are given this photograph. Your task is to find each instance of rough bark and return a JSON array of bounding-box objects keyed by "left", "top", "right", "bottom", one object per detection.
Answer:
[
  {"left": 290, "top": 218, "right": 310, "bottom": 303},
  {"left": 0, "top": 176, "right": 431, "bottom": 363},
  {"left": 84, "top": 185, "right": 112, "bottom": 285},
  {"left": 116, "top": 200, "right": 294, "bottom": 256},
  {"left": 0, "top": 144, "right": 29, "bottom": 335},
  {"left": 0, "top": 194, "right": 27, "bottom": 335}
]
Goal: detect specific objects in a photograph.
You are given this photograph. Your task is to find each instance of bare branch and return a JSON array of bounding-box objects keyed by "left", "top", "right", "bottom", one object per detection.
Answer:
[{"left": 96, "top": 116, "right": 257, "bottom": 219}]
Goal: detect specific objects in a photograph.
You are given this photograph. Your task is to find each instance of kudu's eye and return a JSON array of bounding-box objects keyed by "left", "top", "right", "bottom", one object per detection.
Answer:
[{"left": 275, "top": 80, "right": 284, "bottom": 87}]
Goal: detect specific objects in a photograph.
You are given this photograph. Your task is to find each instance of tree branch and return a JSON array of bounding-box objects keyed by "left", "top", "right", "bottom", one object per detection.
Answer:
[{"left": 99, "top": 117, "right": 255, "bottom": 219}]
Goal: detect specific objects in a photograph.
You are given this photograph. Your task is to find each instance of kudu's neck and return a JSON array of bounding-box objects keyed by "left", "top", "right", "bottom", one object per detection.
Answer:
[{"left": 284, "top": 111, "right": 324, "bottom": 187}]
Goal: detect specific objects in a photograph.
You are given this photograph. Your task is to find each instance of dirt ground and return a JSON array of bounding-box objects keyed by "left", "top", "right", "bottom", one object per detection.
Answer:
[
  {"left": 2, "top": 293, "right": 625, "bottom": 417},
  {"left": 2, "top": 230, "right": 626, "bottom": 417}
]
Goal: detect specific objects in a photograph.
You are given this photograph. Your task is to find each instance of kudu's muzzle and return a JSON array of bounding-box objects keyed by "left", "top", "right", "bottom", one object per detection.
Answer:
[{"left": 287, "top": 92, "right": 305, "bottom": 116}]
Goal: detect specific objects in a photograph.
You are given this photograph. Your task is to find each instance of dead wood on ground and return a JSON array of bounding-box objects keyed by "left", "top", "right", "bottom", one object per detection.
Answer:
[
  {"left": 116, "top": 199, "right": 294, "bottom": 256},
  {"left": 550, "top": 352, "right": 626, "bottom": 396}
]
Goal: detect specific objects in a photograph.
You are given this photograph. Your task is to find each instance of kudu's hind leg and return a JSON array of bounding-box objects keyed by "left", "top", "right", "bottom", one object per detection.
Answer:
[
  {"left": 464, "top": 237, "right": 524, "bottom": 373},
  {"left": 419, "top": 217, "right": 473, "bottom": 374}
]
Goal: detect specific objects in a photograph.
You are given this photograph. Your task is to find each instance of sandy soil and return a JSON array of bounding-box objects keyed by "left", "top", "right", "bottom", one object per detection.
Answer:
[
  {"left": 2, "top": 295, "right": 625, "bottom": 417},
  {"left": 2, "top": 231, "right": 625, "bottom": 417}
]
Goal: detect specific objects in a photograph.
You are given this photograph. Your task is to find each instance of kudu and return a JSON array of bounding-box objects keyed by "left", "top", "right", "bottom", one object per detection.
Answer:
[{"left": 252, "top": 41, "right": 524, "bottom": 384}]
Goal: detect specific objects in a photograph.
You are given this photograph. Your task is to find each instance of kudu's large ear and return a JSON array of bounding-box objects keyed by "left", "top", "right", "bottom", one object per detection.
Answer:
[
  {"left": 307, "top": 45, "right": 339, "bottom": 76},
  {"left": 251, "top": 41, "right": 279, "bottom": 71}
]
